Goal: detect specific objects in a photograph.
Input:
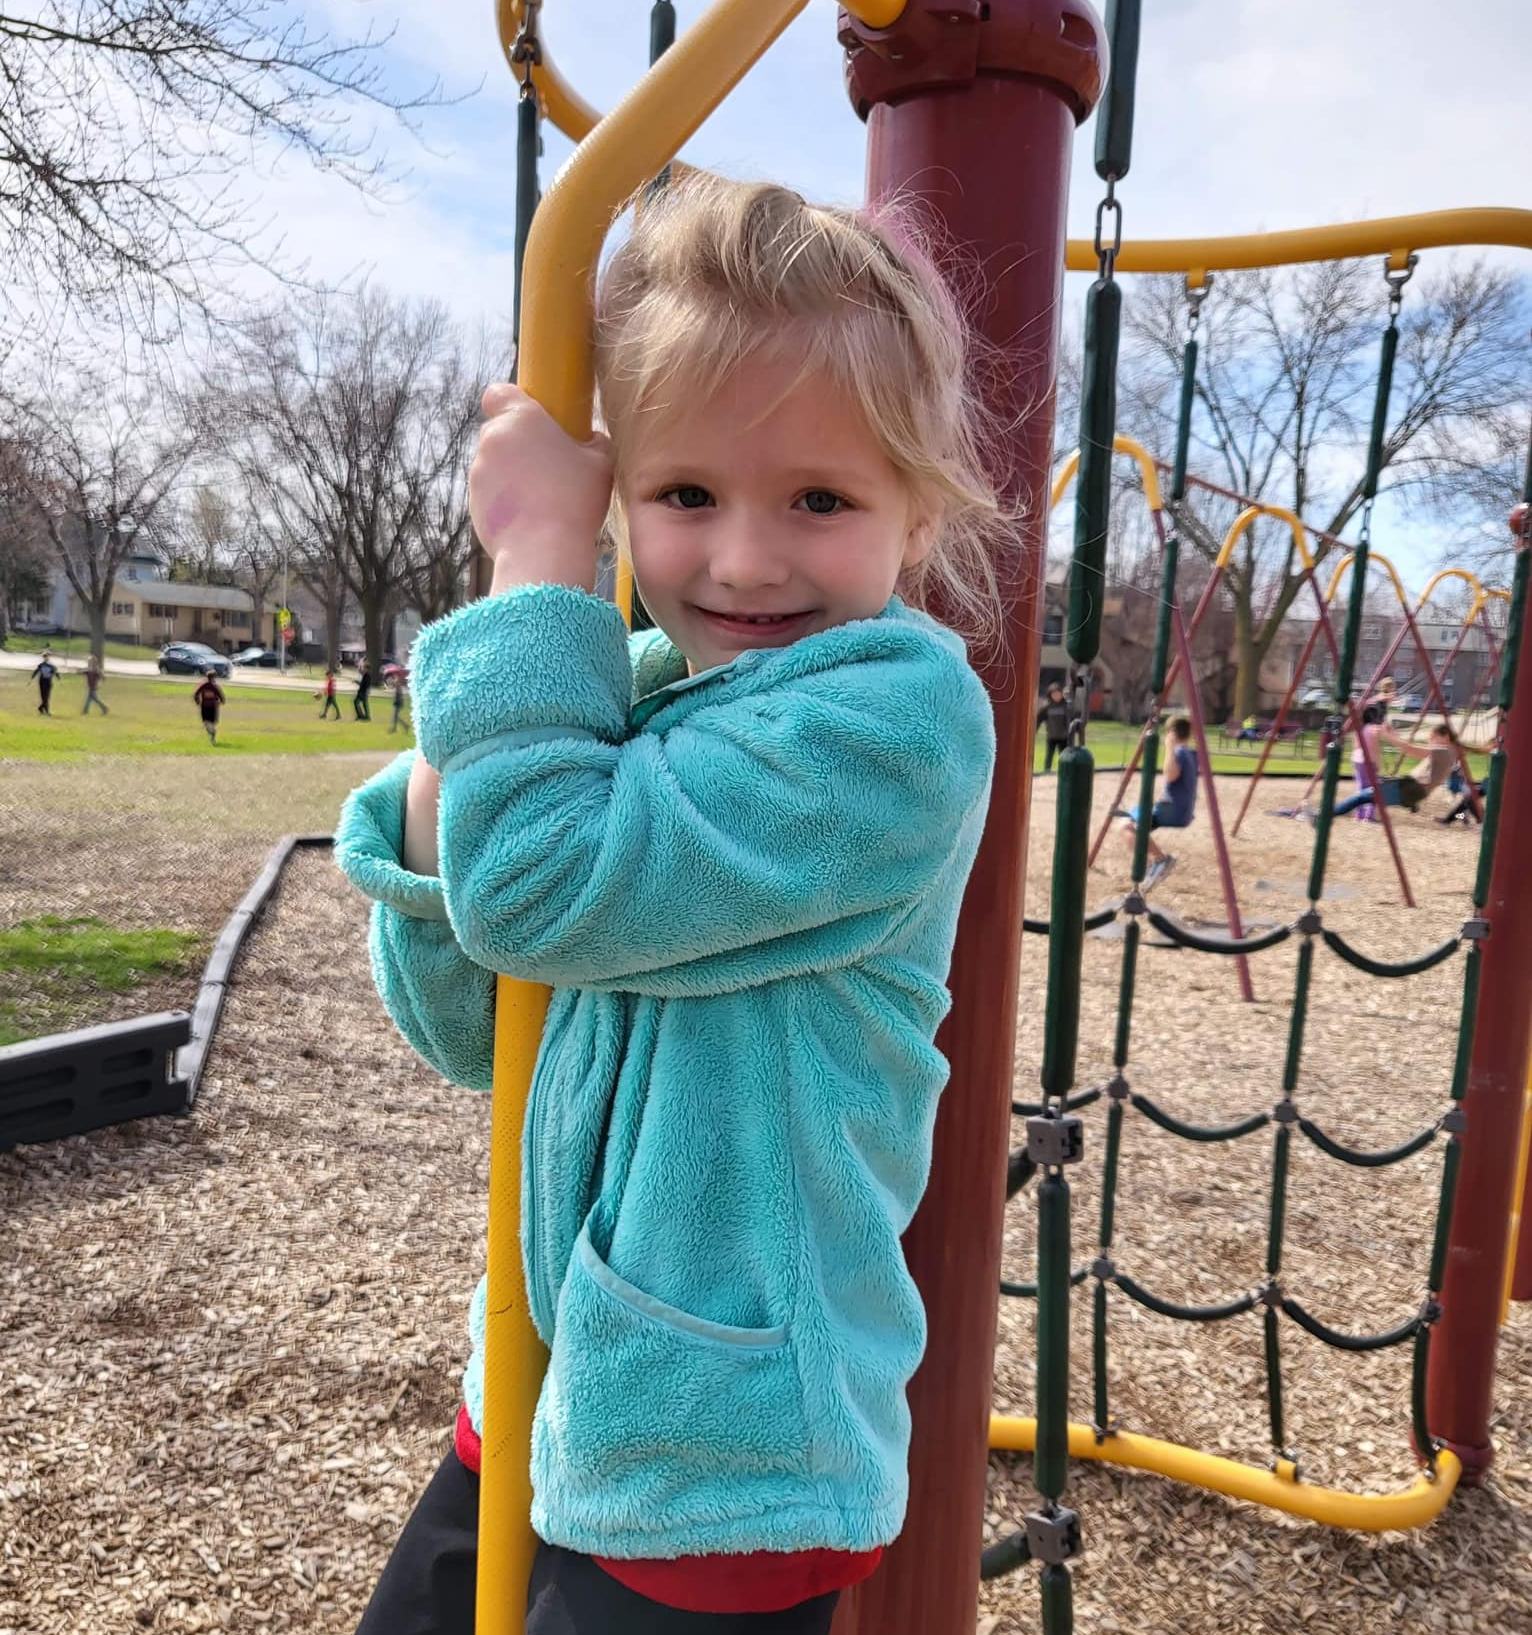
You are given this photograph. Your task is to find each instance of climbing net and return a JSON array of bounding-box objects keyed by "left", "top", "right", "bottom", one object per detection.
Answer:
[{"left": 997, "top": 2, "right": 1532, "bottom": 1624}]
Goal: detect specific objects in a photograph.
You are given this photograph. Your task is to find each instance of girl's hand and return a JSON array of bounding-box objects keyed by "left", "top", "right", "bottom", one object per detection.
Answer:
[{"left": 471, "top": 382, "right": 612, "bottom": 595}]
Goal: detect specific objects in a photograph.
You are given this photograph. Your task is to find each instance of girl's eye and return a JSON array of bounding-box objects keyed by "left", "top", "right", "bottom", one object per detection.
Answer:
[
  {"left": 661, "top": 484, "right": 713, "bottom": 510},
  {"left": 798, "top": 489, "right": 847, "bottom": 516}
]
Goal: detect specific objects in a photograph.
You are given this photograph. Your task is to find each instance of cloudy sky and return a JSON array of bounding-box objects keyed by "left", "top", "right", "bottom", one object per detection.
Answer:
[{"left": 251, "top": 0, "right": 1532, "bottom": 579}]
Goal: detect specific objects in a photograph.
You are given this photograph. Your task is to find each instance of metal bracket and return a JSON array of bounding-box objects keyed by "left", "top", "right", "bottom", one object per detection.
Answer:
[
  {"left": 1121, "top": 889, "right": 1147, "bottom": 918},
  {"left": 1091, "top": 1254, "right": 1117, "bottom": 1282},
  {"left": 1441, "top": 1106, "right": 1468, "bottom": 1135},
  {"left": 1419, "top": 1296, "right": 1444, "bottom": 1328},
  {"left": 1024, "top": 1506, "right": 1082, "bottom": 1567},
  {"left": 1259, "top": 1279, "right": 1285, "bottom": 1309},
  {"left": 1460, "top": 915, "right": 1491, "bottom": 943},
  {"left": 1271, "top": 1099, "right": 1299, "bottom": 1125},
  {"left": 1296, "top": 908, "right": 1324, "bottom": 937},
  {"left": 1105, "top": 1072, "right": 1130, "bottom": 1102},
  {"left": 1026, "top": 1113, "right": 1085, "bottom": 1168}
]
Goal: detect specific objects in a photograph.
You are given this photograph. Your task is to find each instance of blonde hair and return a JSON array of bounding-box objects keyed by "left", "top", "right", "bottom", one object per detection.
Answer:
[{"left": 593, "top": 173, "right": 1011, "bottom": 652}]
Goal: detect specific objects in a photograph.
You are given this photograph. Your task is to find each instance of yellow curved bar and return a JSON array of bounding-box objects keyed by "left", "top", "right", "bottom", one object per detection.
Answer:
[
  {"left": 1215, "top": 503, "right": 1316, "bottom": 575},
  {"left": 1064, "top": 208, "right": 1532, "bottom": 277},
  {"left": 1414, "top": 566, "right": 1486, "bottom": 611},
  {"left": 989, "top": 1416, "right": 1461, "bottom": 1532},
  {"left": 497, "top": 0, "right": 905, "bottom": 144},
  {"left": 480, "top": 2, "right": 824, "bottom": 1628},
  {"left": 1323, "top": 548, "right": 1412, "bottom": 609},
  {"left": 1050, "top": 434, "right": 1164, "bottom": 514}
]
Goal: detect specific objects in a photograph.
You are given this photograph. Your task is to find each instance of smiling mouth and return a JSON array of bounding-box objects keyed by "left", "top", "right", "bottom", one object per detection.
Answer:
[{"left": 694, "top": 607, "right": 815, "bottom": 629}]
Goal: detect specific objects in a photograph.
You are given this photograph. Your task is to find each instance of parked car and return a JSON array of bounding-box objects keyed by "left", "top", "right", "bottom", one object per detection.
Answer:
[
  {"left": 1398, "top": 692, "right": 1425, "bottom": 713},
  {"left": 17, "top": 617, "right": 61, "bottom": 636},
  {"left": 1297, "top": 685, "right": 1332, "bottom": 706},
  {"left": 230, "top": 646, "right": 281, "bottom": 668},
  {"left": 159, "top": 642, "right": 231, "bottom": 678}
]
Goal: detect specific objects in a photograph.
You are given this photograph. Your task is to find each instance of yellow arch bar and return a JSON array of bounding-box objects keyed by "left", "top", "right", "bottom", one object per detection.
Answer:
[
  {"left": 989, "top": 1416, "right": 1461, "bottom": 1532},
  {"left": 1063, "top": 208, "right": 1532, "bottom": 278},
  {"left": 497, "top": 0, "right": 906, "bottom": 145},
  {"left": 1051, "top": 434, "right": 1164, "bottom": 514},
  {"left": 1324, "top": 548, "right": 1414, "bottom": 609}
]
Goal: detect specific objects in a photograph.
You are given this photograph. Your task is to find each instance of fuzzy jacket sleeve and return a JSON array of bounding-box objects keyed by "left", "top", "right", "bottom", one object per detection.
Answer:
[
  {"left": 333, "top": 750, "right": 495, "bottom": 1090},
  {"left": 410, "top": 585, "right": 995, "bottom": 996}
]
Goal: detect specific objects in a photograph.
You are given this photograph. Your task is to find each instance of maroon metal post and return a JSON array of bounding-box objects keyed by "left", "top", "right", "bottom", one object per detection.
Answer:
[
  {"left": 1427, "top": 504, "right": 1532, "bottom": 1479},
  {"left": 832, "top": 5, "right": 1104, "bottom": 1632}
]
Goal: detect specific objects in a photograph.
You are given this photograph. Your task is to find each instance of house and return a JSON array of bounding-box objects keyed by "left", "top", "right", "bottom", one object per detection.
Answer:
[
  {"left": 1038, "top": 562, "right": 1117, "bottom": 712},
  {"left": 1268, "top": 611, "right": 1498, "bottom": 711},
  {"left": 18, "top": 542, "right": 278, "bottom": 654}
]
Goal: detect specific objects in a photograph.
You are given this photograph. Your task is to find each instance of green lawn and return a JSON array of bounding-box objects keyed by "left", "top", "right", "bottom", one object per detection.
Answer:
[
  {"left": 0, "top": 915, "right": 207, "bottom": 1046},
  {"left": 2, "top": 668, "right": 413, "bottom": 760}
]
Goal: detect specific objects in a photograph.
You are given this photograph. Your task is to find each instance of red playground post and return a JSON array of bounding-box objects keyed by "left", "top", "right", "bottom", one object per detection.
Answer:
[
  {"left": 1427, "top": 501, "right": 1532, "bottom": 1479},
  {"left": 832, "top": 3, "right": 1104, "bottom": 1632}
]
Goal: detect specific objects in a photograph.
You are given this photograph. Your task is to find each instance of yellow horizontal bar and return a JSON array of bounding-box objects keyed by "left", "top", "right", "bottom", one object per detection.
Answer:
[
  {"left": 990, "top": 1416, "right": 1461, "bottom": 1532},
  {"left": 498, "top": 0, "right": 905, "bottom": 144},
  {"left": 1065, "top": 209, "right": 1532, "bottom": 277},
  {"left": 1051, "top": 434, "right": 1164, "bottom": 514}
]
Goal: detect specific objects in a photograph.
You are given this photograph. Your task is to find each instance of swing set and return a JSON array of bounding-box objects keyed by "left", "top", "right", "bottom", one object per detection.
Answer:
[{"left": 459, "top": 1, "right": 1532, "bottom": 1632}]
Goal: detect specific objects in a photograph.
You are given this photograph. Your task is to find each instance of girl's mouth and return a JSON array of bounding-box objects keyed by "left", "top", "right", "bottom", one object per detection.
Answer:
[{"left": 693, "top": 607, "right": 816, "bottom": 644}]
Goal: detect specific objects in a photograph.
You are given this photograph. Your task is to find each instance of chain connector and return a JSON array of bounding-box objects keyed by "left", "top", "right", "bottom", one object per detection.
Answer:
[
  {"left": 510, "top": 0, "right": 543, "bottom": 89},
  {"left": 1026, "top": 1111, "right": 1085, "bottom": 1169},
  {"left": 1024, "top": 1505, "right": 1082, "bottom": 1567},
  {"left": 1383, "top": 252, "right": 1419, "bottom": 318},
  {"left": 1184, "top": 275, "right": 1212, "bottom": 336},
  {"left": 1094, "top": 181, "right": 1122, "bottom": 278}
]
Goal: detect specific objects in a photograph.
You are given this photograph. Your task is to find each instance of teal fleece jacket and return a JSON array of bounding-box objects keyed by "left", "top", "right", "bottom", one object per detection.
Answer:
[{"left": 332, "top": 584, "right": 994, "bottom": 1561}]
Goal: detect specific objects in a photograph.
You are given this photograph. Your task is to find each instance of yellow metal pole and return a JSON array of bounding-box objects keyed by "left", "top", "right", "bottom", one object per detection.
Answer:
[
  {"left": 1503, "top": 1056, "right": 1532, "bottom": 1326},
  {"left": 988, "top": 1416, "right": 1461, "bottom": 1532}
]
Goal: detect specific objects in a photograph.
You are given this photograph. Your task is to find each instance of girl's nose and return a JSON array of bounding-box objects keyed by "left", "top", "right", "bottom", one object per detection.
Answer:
[{"left": 708, "top": 518, "right": 790, "bottom": 590}]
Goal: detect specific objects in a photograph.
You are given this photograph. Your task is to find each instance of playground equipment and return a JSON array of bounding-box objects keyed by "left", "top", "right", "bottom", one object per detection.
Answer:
[
  {"left": 0, "top": 834, "right": 333, "bottom": 1148},
  {"left": 463, "top": 2, "right": 1532, "bottom": 1632}
]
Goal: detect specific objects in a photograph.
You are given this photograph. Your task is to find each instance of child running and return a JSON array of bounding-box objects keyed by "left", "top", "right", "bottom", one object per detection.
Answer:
[
  {"left": 192, "top": 668, "right": 225, "bottom": 746},
  {"left": 1119, "top": 713, "right": 1198, "bottom": 889},
  {"left": 316, "top": 668, "right": 341, "bottom": 719},
  {"left": 334, "top": 175, "right": 1000, "bottom": 1635}
]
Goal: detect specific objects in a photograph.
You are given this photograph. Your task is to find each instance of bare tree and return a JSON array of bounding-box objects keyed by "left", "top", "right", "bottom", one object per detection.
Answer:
[
  {"left": 0, "top": 436, "right": 52, "bottom": 644},
  {"left": 217, "top": 286, "right": 486, "bottom": 670},
  {"left": 1096, "top": 258, "right": 1528, "bottom": 716},
  {"left": 3, "top": 372, "right": 202, "bottom": 662},
  {"left": 0, "top": 2, "right": 453, "bottom": 346}
]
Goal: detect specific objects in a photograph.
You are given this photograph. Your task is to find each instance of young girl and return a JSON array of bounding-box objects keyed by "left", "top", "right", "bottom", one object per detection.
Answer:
[{"left": 334, "top": 175, "right": 1001, "bottom": 1634}]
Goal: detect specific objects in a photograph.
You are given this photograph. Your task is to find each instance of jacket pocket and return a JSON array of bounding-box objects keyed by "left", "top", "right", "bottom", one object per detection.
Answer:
[{"left": 541, "top": 1223, "right": 807, "bottom": 1479}]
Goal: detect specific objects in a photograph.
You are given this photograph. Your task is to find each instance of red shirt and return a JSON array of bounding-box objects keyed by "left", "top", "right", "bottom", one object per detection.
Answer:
[{"left": 453, "top": 1407, "right": 880, "bottom": 1613}]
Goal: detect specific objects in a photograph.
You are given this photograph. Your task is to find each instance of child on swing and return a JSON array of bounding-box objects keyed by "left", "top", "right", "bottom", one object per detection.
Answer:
[{"left": 334, "top": 175, "right": 1002, "bottom": 1634}]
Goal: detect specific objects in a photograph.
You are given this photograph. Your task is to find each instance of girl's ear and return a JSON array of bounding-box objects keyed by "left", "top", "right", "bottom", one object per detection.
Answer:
[{"left": 903, "top": 507, "right": 939, "bottom": 571}]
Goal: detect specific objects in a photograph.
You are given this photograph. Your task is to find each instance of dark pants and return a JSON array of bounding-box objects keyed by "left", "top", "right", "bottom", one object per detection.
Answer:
[
  {"left": 355, "top": 692, "right": 371, "bottom": 720},
  {"left": 37, "top": 679, "right": 51, "bottom": 714},
  {"left": 355, "top": 1453, "right": 840, "bottom": 1635},
  {"left": 1043, "top": 736, "right": 1066, "bottom": 772},
  {"left": 321, "top": 696, "right": 341, "bottom": 718},
  {"left": 83, "top": 685, "right": 108, "bottom": 714},
  {"left": 391, "top": 697, "right": 406, "bottom": 733}
]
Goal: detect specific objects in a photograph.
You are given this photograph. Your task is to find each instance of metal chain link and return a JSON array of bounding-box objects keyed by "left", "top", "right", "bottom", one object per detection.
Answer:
[{"left": 510, "top": 0, "right": 543, "bottom": 91}]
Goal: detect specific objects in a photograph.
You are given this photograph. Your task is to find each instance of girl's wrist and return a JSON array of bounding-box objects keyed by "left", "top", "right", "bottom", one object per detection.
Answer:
[{"left": 489, "top": 535, "right": 597, "bottom": 597}]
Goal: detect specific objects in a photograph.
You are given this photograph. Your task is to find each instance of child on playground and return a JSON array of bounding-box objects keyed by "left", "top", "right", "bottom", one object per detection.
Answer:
[
  {"left": 333, "top": 175, "right": 999, "bottom": 1634},
  {"left": 192, "top": 669, "right": 225, "bottom": 746},
  {"left": 1038, "top": 681, "right": 1069, "bottom": 770},
  {"left": 1118, "top": 713, "right": 1198, "bottom": 889},
  {"left": 316, "top": 668, "right": 341, "bottom": 718}
]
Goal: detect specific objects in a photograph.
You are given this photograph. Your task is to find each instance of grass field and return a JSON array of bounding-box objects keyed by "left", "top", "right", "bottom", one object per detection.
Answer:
[{"left": 2, "top": 666, "right": 412, "bottom": 760}]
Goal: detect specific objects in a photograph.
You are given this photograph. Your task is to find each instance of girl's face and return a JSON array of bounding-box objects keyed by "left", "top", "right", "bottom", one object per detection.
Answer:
[{"left": 620, "top": 355, "right": 933, "bottom": 675}]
